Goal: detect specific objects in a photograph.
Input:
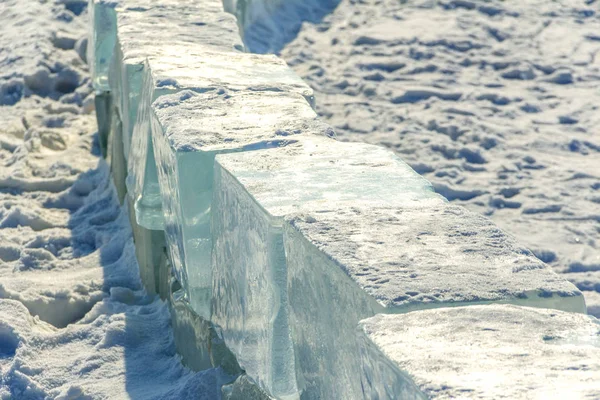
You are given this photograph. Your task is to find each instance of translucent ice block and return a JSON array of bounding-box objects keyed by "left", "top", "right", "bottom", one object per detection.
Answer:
[
  {"left": 89, "top": 0, "right": 230, "bottom": 91},
  {"left": 107, "top": 2, "right": 243, "bottom": 161},
  {"left": 128, "top": 46, "right": 314, "bottom": 231},
  {"left": 89, "top": 0, "right": 118, "bottom": 91},
  {"left": 211, "top": 136, "right": 445, "bottom": 399},
  {"left": 149, "top": 89, "right": 326, "bottom": 320},
  {"left": 213, "top": 135, "right": 586, "bottom": 397},
  {"left": 358, "top": 305, "right": 600, "bottom": 399},
  {"left": 282, "top": 205, "right": 585, "bottom": 399}
]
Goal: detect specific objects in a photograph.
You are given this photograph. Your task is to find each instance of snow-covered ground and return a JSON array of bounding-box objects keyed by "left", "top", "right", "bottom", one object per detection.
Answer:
[
  {"left": 0, "top": 1, "right": 225, "bottom": 398},
  {"left": 279, "top": 0, "right": 600, "bottom": 316}
]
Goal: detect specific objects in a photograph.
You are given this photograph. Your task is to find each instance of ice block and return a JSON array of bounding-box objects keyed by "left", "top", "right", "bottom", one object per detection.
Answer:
[
  {"left": 88, "top": 0, "right": 233, "bottom": 91},
  {"left": 127, "top": 44, "right": 314, "bottom": 232},
  {"left": 108, "top": 1, "right": 242, "bottom": 161},
  {"left": 358, "top": 305, "right": 600, "bottom": 399},
  {"left": 149, "top": 88, "right": 327, "bottom": 320},
  {"left": 212, "top": 136, "right": 445, "bottom": 398},
  {"left": 283, "top": 204, "right": 585, "bottom": 398}
]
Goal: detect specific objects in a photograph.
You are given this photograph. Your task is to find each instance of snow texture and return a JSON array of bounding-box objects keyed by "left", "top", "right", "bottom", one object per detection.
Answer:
[
  {"left": 0, "top": 0, "right": 226, "bottom": 398},
  {"left": 359, "top": 304, "right": 600, "bottom": 399},
  {"left": 277, "top": 0, "right": 600, "bottom": 317}
]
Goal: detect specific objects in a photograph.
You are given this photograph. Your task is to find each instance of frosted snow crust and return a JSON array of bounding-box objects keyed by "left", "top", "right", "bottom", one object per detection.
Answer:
[{"left": 359, "top": 305, "right": 600, "bottom": 399}]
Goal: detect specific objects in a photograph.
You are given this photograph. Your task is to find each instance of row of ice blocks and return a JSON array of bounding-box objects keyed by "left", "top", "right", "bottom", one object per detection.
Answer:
[
  {"left": 91, "top": 0, "right": 317, "bottom": 295},
  {"left": 359, "top": 304, "right": 600, "bottom": 399},
  {"left": 88, "top": 0, "right": 244, "bottom": 228},
  {"left": 211, "top": 135, "right": 586, "bottom": 399}
]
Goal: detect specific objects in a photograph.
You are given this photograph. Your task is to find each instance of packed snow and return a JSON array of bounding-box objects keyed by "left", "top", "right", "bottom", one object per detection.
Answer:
[
  {"left": 272, "top": 0, "right": 600, "bottom": 316},
  {"left": 0, "top": 0, "right": 227, "bottom": 398}
]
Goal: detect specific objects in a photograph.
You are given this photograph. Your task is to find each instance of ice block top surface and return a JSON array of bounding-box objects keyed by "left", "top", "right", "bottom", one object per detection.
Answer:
[
  {"left": 286, "top": 204, "right": 581, "bottom": 309},
  {"left": 115, "top": 7, "right": 242, "bottom": 63},
  {"left": 145, "top": 46, "right": 312, "bottom": 97},
  {"left": 216, "top": 137, "right": 445, "bottom": 216},
  {"left": 360, "top": 305, "right": 600, "bottom": 399},
  {"left": 152, "top": 89, "right": 328, "bottom": 152}
]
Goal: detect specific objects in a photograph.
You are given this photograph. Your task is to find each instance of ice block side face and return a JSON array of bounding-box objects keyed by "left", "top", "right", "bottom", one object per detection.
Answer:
[
  {"left": 90, "top": 1, "right": 117, "bottom": 91},
  {"left": 212, "top": 166, "right": 297, "bottom": 398},
  {"left": 282, "top": 204, "right": 584, "bottom": 399},
  {"left": 358, "top": 305, "right": 600, "bottom": 400},
  {"left": 284, "top": 224, "right": 386, "bottom": 399},
  {"left": 150, "top": 107, "right": 188, "bottom": 296},
  {"left": 150, "top": 90, "right": 327, "bottom": 319}
]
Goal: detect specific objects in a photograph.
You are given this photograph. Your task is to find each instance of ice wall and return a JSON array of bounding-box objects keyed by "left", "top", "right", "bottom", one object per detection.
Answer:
[{"left": 89, "top": 0, "right": 596, "bottom": 399}]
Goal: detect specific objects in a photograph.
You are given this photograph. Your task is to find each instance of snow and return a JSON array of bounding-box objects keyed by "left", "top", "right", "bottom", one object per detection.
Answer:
[
  {"left": 359, "top": 304, "right": 600, "bottom": 399},
  {"left": 277, "top": 0, "right": 600, "bottom": 316},
  {"left": 0, "top": 0, "right": 226, "bottom": 397}
]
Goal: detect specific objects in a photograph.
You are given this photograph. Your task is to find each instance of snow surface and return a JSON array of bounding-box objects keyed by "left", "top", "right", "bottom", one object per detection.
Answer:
[
  {"left": 0, "top": 0, "right": 226, "bottom": 397},
  {"left": 359, "top": 304, "right": 600, "bottom": 399},
  {"left": 278, "top": 0, "right": 600, "bottom": 317}
]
